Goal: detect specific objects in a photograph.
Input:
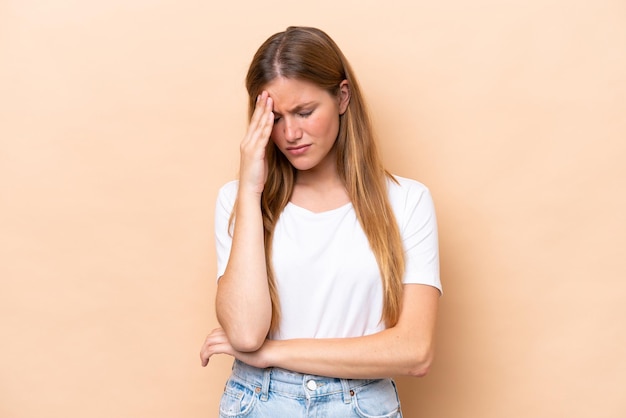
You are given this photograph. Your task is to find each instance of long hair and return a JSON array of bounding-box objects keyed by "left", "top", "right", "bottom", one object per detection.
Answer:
[{"left": 244, "top": 26, "right": 405, "bottom": 332}]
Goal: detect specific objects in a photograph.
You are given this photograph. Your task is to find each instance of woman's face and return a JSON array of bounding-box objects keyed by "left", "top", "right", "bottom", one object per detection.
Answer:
[{"left": 264, "top": 77, "right": 349, "bottom": 174}]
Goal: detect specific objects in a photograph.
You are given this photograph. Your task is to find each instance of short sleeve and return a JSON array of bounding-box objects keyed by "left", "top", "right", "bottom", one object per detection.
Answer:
[
  {"left": 214, "top": 180, "right": 239, "bottom": 280},
  {"left": 390, "top": 177, "right": 442, "bottom": 293}
]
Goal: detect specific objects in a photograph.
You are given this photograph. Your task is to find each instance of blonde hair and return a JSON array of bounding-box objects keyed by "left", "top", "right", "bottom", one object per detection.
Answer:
[{"left": 244, "top": 26, "right": 405, "bottom": 332}]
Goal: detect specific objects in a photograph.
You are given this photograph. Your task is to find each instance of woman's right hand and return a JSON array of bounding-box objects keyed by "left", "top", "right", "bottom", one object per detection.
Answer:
[
  {"left": 238, "top": 91, "right": 274, "bottom": 197},
  {"left": 215, "top": 91, "right": 274, "bottom": 350}
]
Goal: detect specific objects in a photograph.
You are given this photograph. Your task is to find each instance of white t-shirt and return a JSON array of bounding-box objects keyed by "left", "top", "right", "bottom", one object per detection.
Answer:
[{"left": 215, "top": 175, "right": 441, "bottom": 340}]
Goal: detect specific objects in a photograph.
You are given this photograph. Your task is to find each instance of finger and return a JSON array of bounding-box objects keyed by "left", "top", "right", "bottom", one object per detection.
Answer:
[
  {"left": 200, "top": 343, "right": 215, "bottom": 367},
  {"left": 253, "top": 97, "right": 274, "bottom": 145},
  {"left": 200, "top": 340, "right": 234, "bottom": 367},
  {"left": 201, "top": 350, "right": 210, "bottom": 367},
  {"left": 200, "top": 330, "right": 218, "bottom": 366},
  {"left": 246, "top": 92, "right": 271, "bottom": 138},
  {"left": 250, "top": 95, "right": 274, "bottom": 138},
  {"left": 200, "top": 329, "right": 230, "bottom": 362},
  {"left": 259, "top": 105, "right": 275, "bottom": 142},
  {"left": 249, "top": 92, "right": 265, "bottom": 124}
]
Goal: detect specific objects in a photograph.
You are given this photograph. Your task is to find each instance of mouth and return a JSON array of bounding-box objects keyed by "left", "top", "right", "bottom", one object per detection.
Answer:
[{"left": 286, "top": 144, "right": 311, "bottom": 155}]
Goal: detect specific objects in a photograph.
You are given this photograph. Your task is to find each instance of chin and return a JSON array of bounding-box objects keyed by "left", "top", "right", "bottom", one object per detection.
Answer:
[
  {"left": 289, "top": 162, "right": 316, "bottom": 172},
  {"left": 284, "top": 157, "right": 316, "bottom": 171}
]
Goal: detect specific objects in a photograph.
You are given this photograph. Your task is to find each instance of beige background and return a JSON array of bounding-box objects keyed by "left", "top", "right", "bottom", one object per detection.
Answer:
[{"left": 1, "top": 0, "right": 625, "bottom": 417}]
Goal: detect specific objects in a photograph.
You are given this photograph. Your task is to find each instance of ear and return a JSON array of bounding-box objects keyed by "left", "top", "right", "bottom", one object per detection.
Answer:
[{"left": 338, "top": 80, "right": 350, "bottom": 115}]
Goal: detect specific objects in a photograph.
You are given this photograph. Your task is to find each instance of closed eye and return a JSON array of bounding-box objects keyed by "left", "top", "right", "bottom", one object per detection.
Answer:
[{"left": 273, "top": 107, "right": 314, "bottom": 123}]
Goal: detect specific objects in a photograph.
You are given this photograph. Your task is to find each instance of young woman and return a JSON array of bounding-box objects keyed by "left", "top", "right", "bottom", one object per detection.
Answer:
[{"left": 200, "top": 26, "right": 442, "bottom": 418}]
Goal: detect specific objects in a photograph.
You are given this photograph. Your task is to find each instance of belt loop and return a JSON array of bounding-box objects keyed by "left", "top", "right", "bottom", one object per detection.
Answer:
[
  {"left": 340, "top": 379, "right": 352, "bottom": 404},
  {"left": 260, "top": 367, "right": 271, "bottom": 401}
]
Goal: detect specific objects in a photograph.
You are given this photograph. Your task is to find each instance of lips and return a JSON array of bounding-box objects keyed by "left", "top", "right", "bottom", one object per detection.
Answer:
[{"left": 286, "top": 144, "right": 311, "bottom": 155}]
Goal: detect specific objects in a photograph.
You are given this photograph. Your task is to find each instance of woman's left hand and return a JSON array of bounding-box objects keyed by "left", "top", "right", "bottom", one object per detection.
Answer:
[{"left": 200, "top": 328, "right": 271, "bottom": 368}]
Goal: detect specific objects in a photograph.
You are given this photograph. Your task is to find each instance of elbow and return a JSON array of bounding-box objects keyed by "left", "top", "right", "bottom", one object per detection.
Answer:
[
  {"left": 215, "top": 297, "right": 271, "bottom": 353},
  {"left": 406, "top": 346, "right": 435, "bottom": 378},
  {"left": 408, "top": 363, "right": 431, "bottom": 378},
  {"left": 216, "top": 311, "right": 269, "bottom": 352},
  {"left": 226, "top": 328, "right": 268, "bottom": 353}
]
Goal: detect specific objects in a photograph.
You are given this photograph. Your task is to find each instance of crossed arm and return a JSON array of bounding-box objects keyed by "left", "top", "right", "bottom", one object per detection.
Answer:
[{"left": 201, "top": 283, "right": 440, "bottom": 379}]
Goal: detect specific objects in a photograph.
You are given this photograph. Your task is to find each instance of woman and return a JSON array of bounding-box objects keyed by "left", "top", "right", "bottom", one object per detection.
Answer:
[{"left": 200, "top": 26, "right": 441, "bottom": 417}]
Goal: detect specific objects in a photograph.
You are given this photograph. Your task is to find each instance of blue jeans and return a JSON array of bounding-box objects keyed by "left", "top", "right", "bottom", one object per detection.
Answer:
[{"left": 219, "top": 360, "right": 403, "bottom": 417}]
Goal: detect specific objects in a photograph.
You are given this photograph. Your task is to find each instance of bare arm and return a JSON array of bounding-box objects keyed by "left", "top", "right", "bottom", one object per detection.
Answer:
[
  {"left": 215, "top": 92, "right": 275, "bottom": 352},
  {"left": 203, "top": 284, "right": 440, "bottom": 378}
]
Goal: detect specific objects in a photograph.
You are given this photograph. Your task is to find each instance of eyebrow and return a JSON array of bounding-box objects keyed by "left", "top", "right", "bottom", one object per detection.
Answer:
[{"left": 273, "top": 101, "right": 316, "bottom": 116}]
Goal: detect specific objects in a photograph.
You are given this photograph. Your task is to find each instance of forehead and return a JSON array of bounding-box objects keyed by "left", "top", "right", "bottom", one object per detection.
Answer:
[{"left": 264, "top": 77, "right": 333, "bottom": 111}]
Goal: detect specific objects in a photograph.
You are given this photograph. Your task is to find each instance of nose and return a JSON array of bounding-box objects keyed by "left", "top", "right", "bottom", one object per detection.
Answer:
[{"left": 283, "top": 117, "right": 302, "bottom": 142}]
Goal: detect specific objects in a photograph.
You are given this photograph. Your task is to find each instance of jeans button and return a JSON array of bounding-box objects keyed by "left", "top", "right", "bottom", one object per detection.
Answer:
[{"left": 306, "top": 379, "right": 317, "bottom": 390}]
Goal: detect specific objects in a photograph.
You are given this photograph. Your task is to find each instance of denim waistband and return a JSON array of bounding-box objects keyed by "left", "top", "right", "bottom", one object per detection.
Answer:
[{"left": 231, "top": 359, "right": 379, "bottom": 403}]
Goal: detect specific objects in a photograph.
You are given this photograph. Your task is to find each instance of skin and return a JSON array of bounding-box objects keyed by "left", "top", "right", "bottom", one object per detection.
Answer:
[
  {"left": 213, "top": 91, "right": 274, "bottom": 352},
  {"left": 269, "top": 77, "right": 352, "bottom": 211},
  {"left": 203, "top": 77, "right": 440, "bottom": 378},
  {"left": 203, "top": 284, "right": 439, "bottom": 378}
]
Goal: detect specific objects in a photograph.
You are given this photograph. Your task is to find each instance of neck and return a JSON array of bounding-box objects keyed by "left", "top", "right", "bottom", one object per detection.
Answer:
[
  {"left": 290, "top": 151, "right": 350, "bottom": 212},
  {"left": 294, "top": 147, "right": 341, "bottom": 188}
]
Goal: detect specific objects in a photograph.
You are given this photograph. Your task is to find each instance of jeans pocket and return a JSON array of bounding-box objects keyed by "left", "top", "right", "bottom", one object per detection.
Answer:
[
  {"left": 219, "top": 377, "right": 258, "bottom": 417},
  {"left": 352, "top": 379, "right": 402, "bottom": 418}
]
